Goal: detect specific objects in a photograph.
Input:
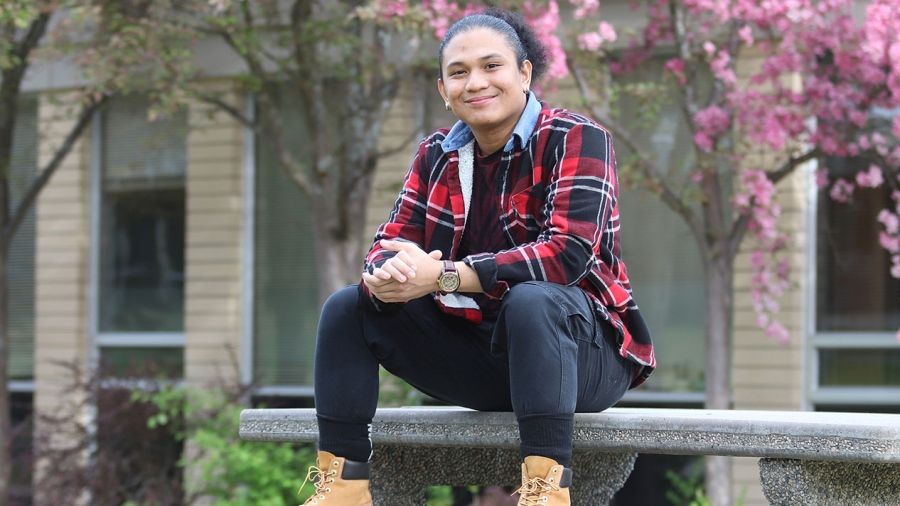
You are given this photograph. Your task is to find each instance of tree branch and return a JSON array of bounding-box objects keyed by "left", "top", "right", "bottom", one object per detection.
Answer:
[
  {"left": 726, "top": 147, "right": 820, "bottom": 259},
  {"left": 190, "top": 90, "right": 258, "bottom": 130},
  {"left": 3, "top": 96, "right": 108, "bottom": 247},
  {"left": 569, "top": 61, "right": 706, "bottom": 250}
]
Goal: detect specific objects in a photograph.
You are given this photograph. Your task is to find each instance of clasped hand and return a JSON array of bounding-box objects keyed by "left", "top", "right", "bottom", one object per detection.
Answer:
[{"left": 362, "top": 239, "right": 444, "bottom": 303}]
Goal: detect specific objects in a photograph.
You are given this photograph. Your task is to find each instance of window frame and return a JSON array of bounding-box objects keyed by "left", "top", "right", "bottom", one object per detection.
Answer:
[
  {"left": 806, "top": 108, "right": 900, "bottom": 409},
  {"left": 88, "top": 100, "right": 186, "bottom": 374}
]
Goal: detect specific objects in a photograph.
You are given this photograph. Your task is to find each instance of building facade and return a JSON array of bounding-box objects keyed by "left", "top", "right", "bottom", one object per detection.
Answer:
[{"left": 8, "top": 7, "right": 899, "bottom": 506}]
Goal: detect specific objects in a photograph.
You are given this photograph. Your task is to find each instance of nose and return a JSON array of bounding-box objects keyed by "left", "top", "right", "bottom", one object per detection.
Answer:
[{"left": 465, "top": 70, "right": 489, "bottom": 93}]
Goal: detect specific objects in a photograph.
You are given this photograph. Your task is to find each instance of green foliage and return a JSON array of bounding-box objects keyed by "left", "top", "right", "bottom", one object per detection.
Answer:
[
  {"left": 665, "top": 469, "right": 710, "bottom": 506},
  {"left": 132, "top": 386, "right": 316, "bottom": 505},
  {"left": 665, "top": 469, "right": 746, "bottom": 506}
]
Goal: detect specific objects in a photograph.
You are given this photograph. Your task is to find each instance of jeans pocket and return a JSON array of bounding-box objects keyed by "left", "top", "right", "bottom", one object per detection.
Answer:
[{"left": 566, "top": 308, "right": 597, "bottom": 345}]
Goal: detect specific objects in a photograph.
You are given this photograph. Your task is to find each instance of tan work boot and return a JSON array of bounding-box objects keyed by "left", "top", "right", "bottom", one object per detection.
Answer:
[
  {"left": 300, "top": 450, "right": 373, "bottom": 505},
  {"left": 514, "top": 455, "right": 572, "bottom": 506}
]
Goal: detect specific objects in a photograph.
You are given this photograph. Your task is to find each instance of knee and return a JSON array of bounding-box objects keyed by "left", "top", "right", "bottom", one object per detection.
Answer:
[
  {"left": 500, "top": 282, "right": 557, "bottom": 324},
  {"left": 319, "top": 285, "right": 360, "bottom": 327}
]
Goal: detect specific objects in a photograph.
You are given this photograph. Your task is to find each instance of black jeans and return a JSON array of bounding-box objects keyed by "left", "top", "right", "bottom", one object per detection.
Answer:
[{"left": 313, "top": 281, "right": 635, "bottom": 467}]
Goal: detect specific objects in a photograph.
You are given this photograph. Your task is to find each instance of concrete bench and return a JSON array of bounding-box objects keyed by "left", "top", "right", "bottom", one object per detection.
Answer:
[{"left": 239, "top": 407, "right": 900, "bottom": 505}]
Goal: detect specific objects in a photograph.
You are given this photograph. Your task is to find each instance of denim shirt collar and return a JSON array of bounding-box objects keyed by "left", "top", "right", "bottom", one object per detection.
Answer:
[{"left": 440, "top": 91, "right": 542, "bottom": 154}]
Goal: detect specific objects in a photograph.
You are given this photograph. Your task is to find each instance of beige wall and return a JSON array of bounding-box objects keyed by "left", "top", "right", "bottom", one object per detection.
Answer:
[
  {"left": 32, "top": 92, "right": 93, "bottom": 502},
  {"left": 33, "top": 92, "right": 93, "bottom": 417},
  {"left": 183, "top": 83, "right": 247, "bottom": 388},
  {"left": 728, "top": 48, "right": 811, "bottom": 506}
]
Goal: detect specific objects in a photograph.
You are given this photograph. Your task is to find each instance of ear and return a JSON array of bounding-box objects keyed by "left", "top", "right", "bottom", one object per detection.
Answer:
[
  {"left": 520, "top": 59, "right": 534, "bottom": 90},
  {"left": 437, "top": 78, "right": 448, "bottom": 104}
]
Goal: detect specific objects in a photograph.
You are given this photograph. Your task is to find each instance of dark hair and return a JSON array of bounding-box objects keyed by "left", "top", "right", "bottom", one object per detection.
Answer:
[{"left": 438, "top": 8, "right": 549, "bottom": 82}]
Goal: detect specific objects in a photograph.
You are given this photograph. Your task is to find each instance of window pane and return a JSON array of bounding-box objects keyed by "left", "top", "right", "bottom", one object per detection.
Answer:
[
  {"left": 253, "top": 90, "right": 319, "bottom": 386},
  {"left": 98, "top": 189, "right": 185, "bottom": 331},
  {"left": 99, "top": 97, "right": 186, "bottom": 332},
  {"left": 11, "top": 392, "right": 33, "bottom": 504},
  {"left": 819, "top": 349, "right": 900, "bottom": 387},
  {"left": 816, "top": 159, "right": 900, "bottom": 331},
  {"left": 100, "top": 347, "right": 184, "bottom": 379},
  {"left": 612, "top": 60, "right": 707, "bottom": 392},
  {"left": 9, "top": 97, "right": 37, "bottom": 380}
]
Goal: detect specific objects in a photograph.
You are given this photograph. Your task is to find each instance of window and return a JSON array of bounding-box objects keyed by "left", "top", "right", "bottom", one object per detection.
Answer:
[
  {"left": 252, "top": 88, "right": 320, "bottom": 389},
  {"left": 8, "top": 97, "right": 37, "bottom": 383},
  {"left": 609, "top": 58, "right": 708, "bottom": 398},
  {"left": 810, "top": 108, "right": 900, "bottom": 409},
  {"left": 94, "top": 96, "right": 186, "bottom": 379}
]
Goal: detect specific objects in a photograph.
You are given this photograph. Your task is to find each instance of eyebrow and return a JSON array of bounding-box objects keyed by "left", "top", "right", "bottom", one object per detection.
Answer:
[{"left": 445, "top": 53, "right": 507, "bottom": 68}]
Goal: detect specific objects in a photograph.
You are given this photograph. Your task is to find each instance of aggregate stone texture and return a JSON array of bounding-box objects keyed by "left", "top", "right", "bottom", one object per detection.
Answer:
[
  {"left": 239, "top": 407, "right": 900, "bottom": 462},
  {"left": 370, "top": 446, "right": 636, "bottom": 506},
  {"left": 759, "top": 458, "right": 900, "bottom": 506}
]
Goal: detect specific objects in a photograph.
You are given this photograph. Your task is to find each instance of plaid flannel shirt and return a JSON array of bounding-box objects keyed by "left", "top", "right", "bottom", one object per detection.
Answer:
[{"left": 360, "top": 96, "right": 655, "bottom": 387}]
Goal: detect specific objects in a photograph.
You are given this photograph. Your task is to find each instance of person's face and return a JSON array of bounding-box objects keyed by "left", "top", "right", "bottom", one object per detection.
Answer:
[{"left": 438, "top": 28, "right": 532, "bottom": 134}]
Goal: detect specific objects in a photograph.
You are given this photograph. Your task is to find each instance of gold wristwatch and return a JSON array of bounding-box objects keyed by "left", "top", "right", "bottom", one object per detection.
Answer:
[{"left": 436, "top": 260, "right": 461, "bottom": 294}]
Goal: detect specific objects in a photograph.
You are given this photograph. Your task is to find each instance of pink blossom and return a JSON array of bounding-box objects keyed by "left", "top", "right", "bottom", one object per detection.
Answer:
[
  {"left": 878, "top": 209, "right": 899, "bottom": 235},
  {"left": 766, "top": 321, "right": 790, "bottom": 344},
  {"left": 892, "top": 257, "right": 900, "bottom": 279},
  {"left": 664, "top": 58, "right": 687, "bottom": 85},
  {"left": 829, "top": 179, "right": 855, "bottom": 203},
  {"left": 703, "top": 41, "right": 716, "bottom": 56},
  {"left": 855, "top": 165, "right": 883, "bottom": 188},
  {"left": 739, "top": 25, "right": 754, "bottom": 46},
  {"left": 572, "top": 0, "right": 600, "bottom": 20},
  {"left": 598, "top": 21, "right": 617, "bottom": 43},
  {"left": 578, "top": 32, "right": 603, "bottom": 52},
  {"left": 880, "top": 232, "right": 900, "bottom": 254}
]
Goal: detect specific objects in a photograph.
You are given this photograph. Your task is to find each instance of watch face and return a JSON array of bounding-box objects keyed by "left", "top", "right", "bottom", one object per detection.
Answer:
[{"left": 439, "top": 272, "right": 461, "bottom": 292}]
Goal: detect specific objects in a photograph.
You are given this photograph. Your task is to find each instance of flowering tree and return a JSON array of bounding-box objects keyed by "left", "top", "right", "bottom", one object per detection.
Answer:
[{"left": 411, "top": 0, "right": 899, "bottom": 503}]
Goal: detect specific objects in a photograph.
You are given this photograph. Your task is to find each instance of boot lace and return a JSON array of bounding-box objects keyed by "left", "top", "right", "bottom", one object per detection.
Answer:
[
  {"left": 299, "top": 465, "right": 337, "bottom": 505},
  {"left": 514, "top": 476, "right": 560, "bottom": 505}
]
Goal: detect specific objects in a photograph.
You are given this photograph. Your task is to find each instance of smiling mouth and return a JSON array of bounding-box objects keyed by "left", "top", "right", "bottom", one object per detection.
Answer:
[{"left": 465, "top": 96, "right": 496, "bottom": 104}]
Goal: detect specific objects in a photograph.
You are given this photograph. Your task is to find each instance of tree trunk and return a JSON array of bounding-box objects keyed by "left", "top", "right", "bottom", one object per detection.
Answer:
[
  {"left": 0, "top": 250, "right": 11, "bottom": 506},
  {"left": 705, "top": 253, "right": 734, "bottom": 506},
  {"left": 310, "top": 157, "right": 375, "bottom": 307}
]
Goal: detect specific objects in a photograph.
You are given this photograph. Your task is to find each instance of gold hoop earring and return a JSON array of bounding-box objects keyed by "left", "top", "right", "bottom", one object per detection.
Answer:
[{"left": 445, "top": 101, "right": 450, "bottom": 111}]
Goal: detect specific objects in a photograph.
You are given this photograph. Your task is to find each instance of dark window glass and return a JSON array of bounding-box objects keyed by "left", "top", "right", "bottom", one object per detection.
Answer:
[
  {"left": 11, "top": 392, "right": 33, "bottom": 505},
  {"left": 816, "top": 159, "right": 900, "bottom": 331},
  {"left": 98, "top": 97, "right": 186, "bottom": 332},
  {"left": 99, "top": 347, "right": 185, "bottom": 380},
  {"left": 819, "top": 349, "right": 900, "bottom": 386}
]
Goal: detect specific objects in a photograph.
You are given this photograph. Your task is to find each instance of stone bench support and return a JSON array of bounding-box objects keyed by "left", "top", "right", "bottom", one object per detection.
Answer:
[{"left": 239, "top": 407, "right": 900, "bottom": 505}]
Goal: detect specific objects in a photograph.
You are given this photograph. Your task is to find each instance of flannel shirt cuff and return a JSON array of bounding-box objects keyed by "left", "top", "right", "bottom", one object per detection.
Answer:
[
  {"left": 463, "top": 255, "right": 509, "bottom": 300},
  {"left": 360, "top": 254, "right": 402, "bottom": 312}
]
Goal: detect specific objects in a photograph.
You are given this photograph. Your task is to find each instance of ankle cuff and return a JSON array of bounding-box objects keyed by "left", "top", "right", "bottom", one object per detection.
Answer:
[{"left": 341, "top": 459, "right": 371, "bottom": 480}]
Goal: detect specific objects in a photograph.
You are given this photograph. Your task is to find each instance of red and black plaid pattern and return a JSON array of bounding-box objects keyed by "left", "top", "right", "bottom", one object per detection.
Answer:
[{"left": 361, "top": 104, "right": 655, "bottom": 387}]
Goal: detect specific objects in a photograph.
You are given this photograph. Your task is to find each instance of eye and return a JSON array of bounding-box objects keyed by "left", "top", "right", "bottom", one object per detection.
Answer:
[
  {"left": 486, "top": 63, "right": 502, "bottom": 70},
  {"left": 449, "top": 69, "right": 466, "bottom": 77}
]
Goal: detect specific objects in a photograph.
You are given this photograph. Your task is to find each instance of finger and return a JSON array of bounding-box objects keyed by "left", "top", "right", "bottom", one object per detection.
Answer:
[
  {"left": 380, "top": 239, "right": 411, "bottom": 252},
  {"left": 381, "top": 261, "right": 408, "bottom": 283},
  {"left": 363, "top": 272, "right": 388, "bottom": 287},
  {"left": 394, "top": 251, "right": 417, "bottom": 277},
  {"left": 428, "top": 250, "right": 443, "bottom": 260},
  {"left": 372, "top": 266, "right": 393, "bottom": 281}
]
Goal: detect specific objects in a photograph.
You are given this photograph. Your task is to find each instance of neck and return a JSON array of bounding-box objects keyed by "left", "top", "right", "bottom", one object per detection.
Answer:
[
  {"left": 470, "top": 101, "right": 527, "bottom": 155},
  {"left": 471, "top": 126, "right": 513, "bottom": 155}
]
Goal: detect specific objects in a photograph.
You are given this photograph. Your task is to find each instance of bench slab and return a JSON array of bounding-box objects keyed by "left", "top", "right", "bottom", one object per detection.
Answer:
[
  {"left": 239, "top": 407, "right": 900, "bottom": 463},
  {"left": 239, "top": 407, "right": 900, "bottom": 505}
]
